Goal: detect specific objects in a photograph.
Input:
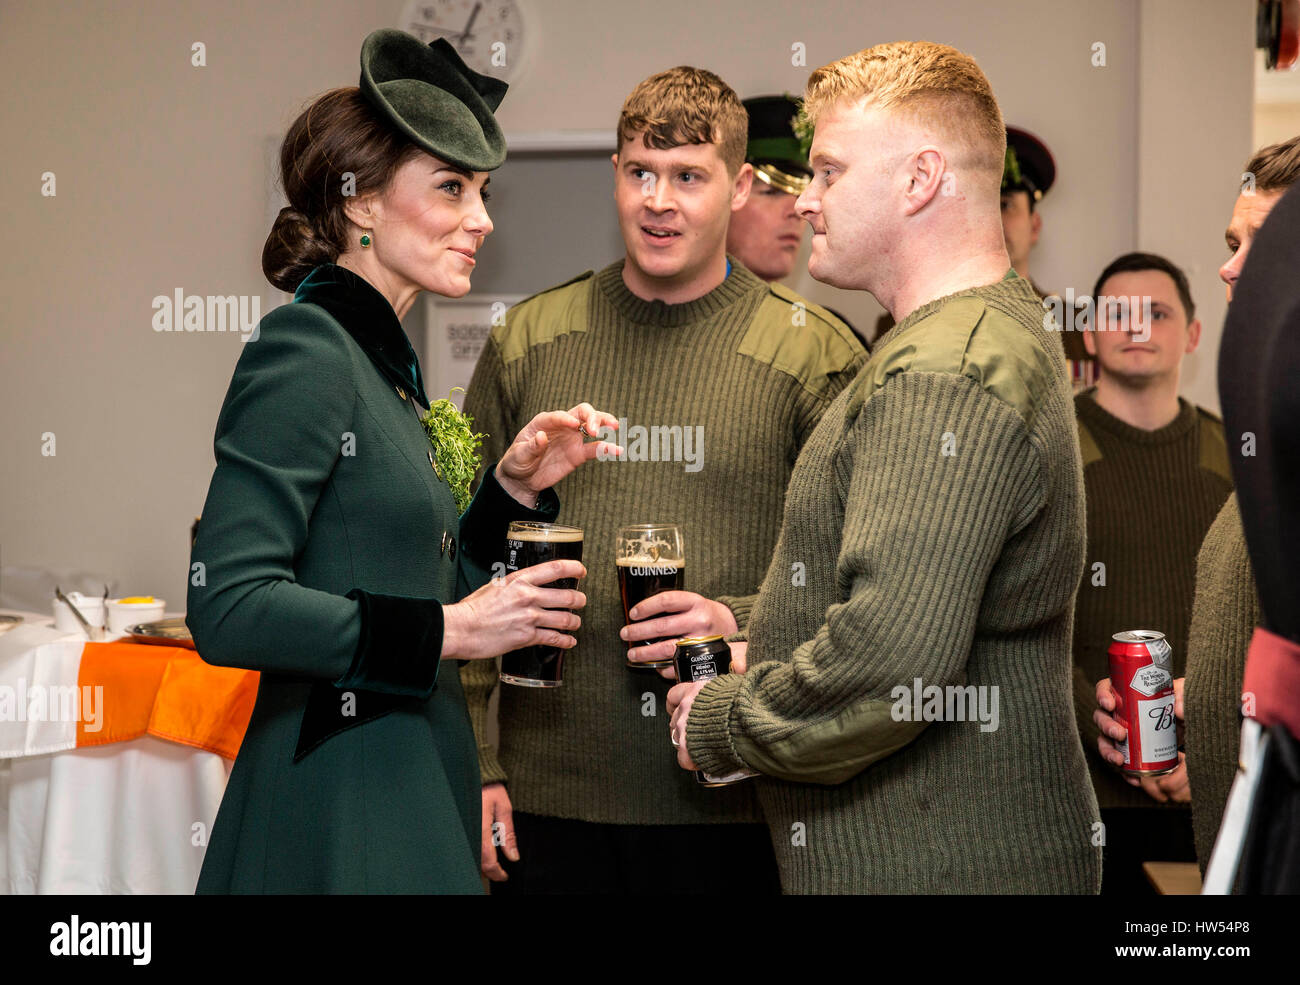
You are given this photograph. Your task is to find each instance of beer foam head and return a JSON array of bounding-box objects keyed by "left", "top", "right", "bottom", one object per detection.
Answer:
[
  {"left": 509, "top": 523, "right": 583, "bottom": 543},
  {"left": 616, "top": 556, "right": 684, "bottom": 567}
]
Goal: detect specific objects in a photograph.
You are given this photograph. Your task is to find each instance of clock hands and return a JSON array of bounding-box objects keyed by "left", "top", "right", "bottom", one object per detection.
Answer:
[{"left": 457, "top": 2, "right": 483, "bottom": 45}]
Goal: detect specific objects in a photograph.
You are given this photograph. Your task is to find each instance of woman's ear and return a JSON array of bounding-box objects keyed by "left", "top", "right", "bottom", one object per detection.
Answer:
[{"left": 342, "top": 191, "right": 380, "bottom": 233}]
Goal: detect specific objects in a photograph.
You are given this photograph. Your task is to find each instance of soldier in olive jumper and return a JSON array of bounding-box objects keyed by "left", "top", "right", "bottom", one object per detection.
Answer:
[{"left": 669, "top": 41, "right": 1101, "bottom": 894}]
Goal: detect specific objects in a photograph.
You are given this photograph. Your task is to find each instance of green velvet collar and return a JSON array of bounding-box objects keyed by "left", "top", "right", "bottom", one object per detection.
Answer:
[{"left": 294, "top": 263, "right": 428, "bottom": 407}]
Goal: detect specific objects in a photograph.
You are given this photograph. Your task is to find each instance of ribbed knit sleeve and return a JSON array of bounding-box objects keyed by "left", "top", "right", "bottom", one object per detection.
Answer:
[
  {"left": 459, "top": 335, "right": 514, "bottom": 785},
  {"left": 687, "top": 372, "right": 1043, "bottom": 784},
  {"left": 1185, "top": 494, "right": 1260, "bottom": 873}
]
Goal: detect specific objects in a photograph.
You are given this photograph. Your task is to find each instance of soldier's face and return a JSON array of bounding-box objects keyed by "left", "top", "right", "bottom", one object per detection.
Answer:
[
  {"left": 726, "top": 180, "right": 805, "bottom": 281},
  {"left": 797, "top": 101, "right": 897, "bottom": 291},
  {"left": 1083, "top": 269, "right": 1200, "bottom": 385},
  {"left": 1000, "top": 190, "right": 1040, "bottom": 271},
  {"left": 612, "top": 132, "right": 752, "bottom": 296},
  {"left": 1220, "top": 189, "right": 1284, "bottom": 301}
]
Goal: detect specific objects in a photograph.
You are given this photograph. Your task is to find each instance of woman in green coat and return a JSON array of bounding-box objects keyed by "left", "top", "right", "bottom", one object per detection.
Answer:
[{"left": 188, "top": 31, "right": 615, "bottom": 893}]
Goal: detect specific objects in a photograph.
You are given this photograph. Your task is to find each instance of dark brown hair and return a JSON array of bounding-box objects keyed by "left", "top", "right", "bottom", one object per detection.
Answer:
[
  {"left": 262, "top": 87, "right": 422, "bottom": 292},
  {"left": 1093, "top": 251, "right": 1196, "bottom": 322},
  {"left": 1243, "top": 135, "right": 1300, "bottom": 193},
  {"left": 617, "top": 67, "right": 748, "bottom": 177}
]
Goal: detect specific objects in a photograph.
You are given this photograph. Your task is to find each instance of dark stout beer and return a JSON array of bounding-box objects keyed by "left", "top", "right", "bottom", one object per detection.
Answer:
[
  {"left": 616, "top": 523, "right": 685, "bottom": 670},
  {"left": 499, "top": 522, "right": 584, "bottom": 687},
  {"left": 618, "top": 557, "right": 685, "bottom": 651}
]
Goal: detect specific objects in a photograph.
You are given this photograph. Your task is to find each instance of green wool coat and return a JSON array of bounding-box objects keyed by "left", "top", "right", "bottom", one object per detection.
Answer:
[{"left": 188, "top": 264, "right": 556, "bottom": 893}]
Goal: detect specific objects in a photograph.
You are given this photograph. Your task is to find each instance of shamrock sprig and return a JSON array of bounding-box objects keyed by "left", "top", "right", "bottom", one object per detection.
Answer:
[{"left": 420, "top": 389, "right": 485, "bottom": 513}]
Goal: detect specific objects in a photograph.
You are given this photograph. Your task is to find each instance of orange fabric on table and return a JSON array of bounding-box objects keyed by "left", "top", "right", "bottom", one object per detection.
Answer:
[{"left": 75, "top": 641, "right": 259, "bottom": 760}]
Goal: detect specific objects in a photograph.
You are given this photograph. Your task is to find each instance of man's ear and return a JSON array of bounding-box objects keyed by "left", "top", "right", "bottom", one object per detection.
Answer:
[
  {"left": 611, "top": 152, "right": 619, "bottom": 171},
  {"left": 1030, "top": 208, "right": 1043, "bottom": 247},
  {"left": 731, "top": 162, "right": 754, "bottom": 212},
  {"left": 1082, "top": 323, "right": 1098, "bottom": 357},
  {"left": 902, "top": 147, "right": 945, "bottom": 216},
  {"left": 1185, "top": 317, "right": 1202, "bottom": 354}
]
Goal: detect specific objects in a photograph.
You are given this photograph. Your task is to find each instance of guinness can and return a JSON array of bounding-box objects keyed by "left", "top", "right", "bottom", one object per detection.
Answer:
[
  {"left": 673, "top": 635, "right": 757, "bottom": 787},
  {"left": 1107, "top": 630, "right": 1178, "bottom": 776}
]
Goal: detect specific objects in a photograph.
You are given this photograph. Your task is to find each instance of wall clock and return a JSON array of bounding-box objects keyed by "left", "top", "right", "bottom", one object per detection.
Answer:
[{"left": 399, "top": 0, "right": 531, "bottom": 83}]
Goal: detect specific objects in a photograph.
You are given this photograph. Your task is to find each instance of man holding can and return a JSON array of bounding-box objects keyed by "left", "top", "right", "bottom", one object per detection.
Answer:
[
  {"left": 1092, "top": 136, "right": 1300, "bottom": 882},
  {"left": 667, "top": 41, "right": 1100, "bottom": 893}
]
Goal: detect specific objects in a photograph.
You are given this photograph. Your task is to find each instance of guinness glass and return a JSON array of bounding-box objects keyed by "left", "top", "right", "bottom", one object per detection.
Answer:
[
  {"left": 616, "top": 523, "right": 684, "bottom": 669},
  {"left": 499, "top": 521, "right": 584, "bottom": 687}
]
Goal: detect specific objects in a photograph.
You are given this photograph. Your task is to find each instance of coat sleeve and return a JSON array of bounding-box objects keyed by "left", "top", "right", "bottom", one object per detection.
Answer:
[
  {"left": 187, "top": 308, "right": 441, "bottom": 697},
  {"left": 686, "top": 372, "right": 1044, "bottom": 785}
]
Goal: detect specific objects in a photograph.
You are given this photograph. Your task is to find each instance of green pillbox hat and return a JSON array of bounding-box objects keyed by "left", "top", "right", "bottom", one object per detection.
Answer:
[{"left": 359, "top": 29, "right": 509, "bottom": 172}]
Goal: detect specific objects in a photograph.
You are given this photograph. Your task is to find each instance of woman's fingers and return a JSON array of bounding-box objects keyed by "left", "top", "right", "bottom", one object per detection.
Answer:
[{"left": 509, "top": 560, "right": 586, "bottom": 587}]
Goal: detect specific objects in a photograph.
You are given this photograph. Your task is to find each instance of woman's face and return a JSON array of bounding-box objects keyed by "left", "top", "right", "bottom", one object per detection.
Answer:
[{"left": 362, "top": 151, "right": 493, "bottom": 300}]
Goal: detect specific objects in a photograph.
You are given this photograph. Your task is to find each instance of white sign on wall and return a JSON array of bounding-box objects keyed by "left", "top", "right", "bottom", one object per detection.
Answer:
[{"left": 423, "top": 295, "right": 523, "bottom": 409}]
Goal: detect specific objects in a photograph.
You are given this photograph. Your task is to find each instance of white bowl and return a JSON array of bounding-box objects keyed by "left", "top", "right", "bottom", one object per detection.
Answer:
[
  {"left": 106, "top": 598, "right": 167, "bottom": 635},
  {"left": 53, "top": 593, "right": 107, "bottom": 635}
]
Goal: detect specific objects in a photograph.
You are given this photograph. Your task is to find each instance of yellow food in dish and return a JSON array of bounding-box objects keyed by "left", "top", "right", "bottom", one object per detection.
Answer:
[{"left": 117, "top": 596, "right": 156, "bottom": 604}]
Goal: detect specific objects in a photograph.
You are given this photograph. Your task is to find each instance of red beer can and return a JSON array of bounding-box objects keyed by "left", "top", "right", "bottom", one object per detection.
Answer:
[{"left": 1107, "top": 630, "right": 1178, "bottom": 776}]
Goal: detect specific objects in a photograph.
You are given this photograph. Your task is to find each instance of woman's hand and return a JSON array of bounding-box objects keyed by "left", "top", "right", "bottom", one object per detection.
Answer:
[
  {"left": 441, "top": 559, "right": 587, "bottom": 661},
  {"left": 495, "top": 403, "right": 620, "bottom": 506}
]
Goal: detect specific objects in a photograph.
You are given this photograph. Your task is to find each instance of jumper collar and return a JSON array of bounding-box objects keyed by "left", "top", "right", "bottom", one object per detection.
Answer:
[
  {"left": 1075, "top": 389, "right": 1198, "bottom": 444},
  {"left": 596, "top": 255, "right": 759, "bottom": 328},
  {"left": 294, "top": 263, "right": 429, "bottom": 408}
]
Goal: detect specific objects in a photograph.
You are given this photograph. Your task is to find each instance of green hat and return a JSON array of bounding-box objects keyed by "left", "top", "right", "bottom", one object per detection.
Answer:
[
  {"left": 359, "top": 29, "right": 508, "bottom": 172},
  {"left": 1002, "top": 126, "right": 1056, "bottom": 203},
  {"left": 743, "top": 95, "right": 812, "bottom": 195}
]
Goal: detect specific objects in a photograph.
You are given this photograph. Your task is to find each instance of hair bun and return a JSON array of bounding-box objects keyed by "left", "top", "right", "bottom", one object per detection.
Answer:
[{"left": 262, "top": 206, "right": 336, "bottom": 292}]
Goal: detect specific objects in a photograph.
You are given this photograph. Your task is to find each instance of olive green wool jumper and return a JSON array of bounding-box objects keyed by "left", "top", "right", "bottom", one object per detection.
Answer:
[
  {"left": 460, "top": 257, "right": 865, "bottom": 826},
  {"left": 1184, "top": 494, "right": 1260, "bottom": 875},
  {"left": 686, "top": 272, "right": 1102, "bottom": 894}
]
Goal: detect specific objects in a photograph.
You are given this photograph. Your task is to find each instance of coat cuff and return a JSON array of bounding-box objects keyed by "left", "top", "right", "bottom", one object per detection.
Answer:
[
  {"left": 685, "top": 672, "right": 751, "bottom": 778},
  {"left": 459, "top": 462, "right": 560, "bottom": 571},
  {"left": 334, "top": 589, "right": 444, "bottom": 696}
]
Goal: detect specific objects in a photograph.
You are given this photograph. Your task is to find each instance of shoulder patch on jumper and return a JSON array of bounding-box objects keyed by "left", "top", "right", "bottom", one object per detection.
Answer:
[
  {"left": 845, "top": 296, "right": 1055, "bottom": 428},
  {"left": 1076, "top": 418, "right": 1103, "bottom": 468},
  {"left": 1196, "top": 407, "right": 1232, "bottom": 483},
  {"left": 492, "top": 271, "right": 594, "bottom": 364},
  {"left": 737, "top": 284, "right": 867, "bottom": 398}
]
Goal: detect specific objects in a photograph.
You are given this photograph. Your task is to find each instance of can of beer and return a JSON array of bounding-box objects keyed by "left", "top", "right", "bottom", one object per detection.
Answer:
[
  {"left": 673, "top": 635, "right": 757, "bottom": 787},
  {"left": 1107, "top": 630, "right": 1178, "bottom": 776}
]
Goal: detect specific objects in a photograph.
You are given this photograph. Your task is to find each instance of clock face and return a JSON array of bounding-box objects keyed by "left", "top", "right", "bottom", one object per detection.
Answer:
[{"left": 400, "top": 0, "right": 529, "bottom": 82}]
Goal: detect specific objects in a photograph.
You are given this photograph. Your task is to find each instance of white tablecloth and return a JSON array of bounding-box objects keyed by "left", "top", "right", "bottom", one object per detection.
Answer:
[{"left": 0, "top": 613, "right": 233, "bottom": 893}]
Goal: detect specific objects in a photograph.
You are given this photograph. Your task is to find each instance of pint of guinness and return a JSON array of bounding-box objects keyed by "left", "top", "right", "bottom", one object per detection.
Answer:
[
  {"left": 499, "top": 521, "right": 584, "bottom": 687},
  {"left": 616, "top": 523, "right": 684, "bottom": 669}
]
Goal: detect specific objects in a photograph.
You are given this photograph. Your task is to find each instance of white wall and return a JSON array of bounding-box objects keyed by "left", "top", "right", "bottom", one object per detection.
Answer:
[
  {"left": 0, "top": 0, "right": 1256, "bottom": 609},
  {"left": 1137, "top": 0, "right": 1255, "bottom": 412}
]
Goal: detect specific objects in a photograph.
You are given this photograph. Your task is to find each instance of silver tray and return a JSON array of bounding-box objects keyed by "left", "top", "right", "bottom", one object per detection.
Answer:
[{"left": 123, "top": 617, "right": 195, "bottom": 649}]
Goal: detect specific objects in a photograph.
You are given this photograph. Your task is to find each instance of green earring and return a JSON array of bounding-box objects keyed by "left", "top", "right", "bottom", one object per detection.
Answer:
[{"left": 360, "top": 231, "right": 372, "bottom": 248}]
